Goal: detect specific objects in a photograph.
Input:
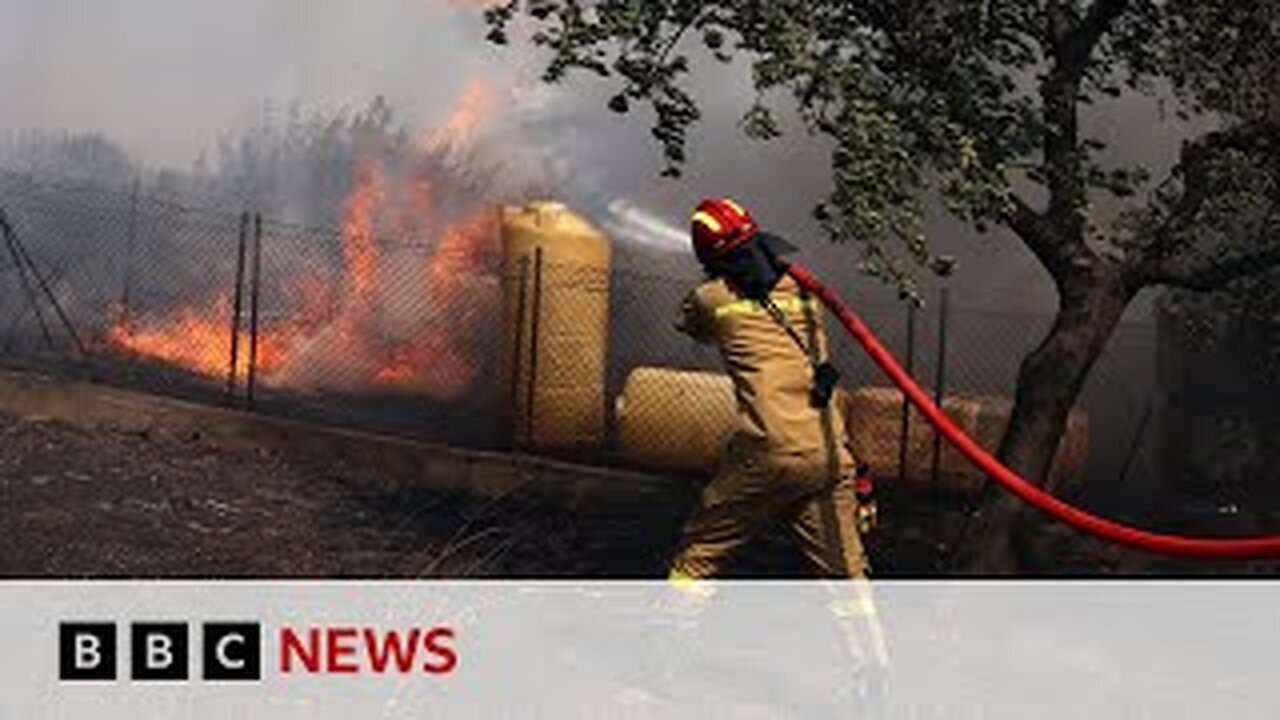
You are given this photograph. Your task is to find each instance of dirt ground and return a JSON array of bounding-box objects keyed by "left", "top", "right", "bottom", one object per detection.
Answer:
[
  {"left": 0, "top": 406, "right": 929, "bottom": 579},
  {"left": 0, "top": 406, "right": 1191, "bottom": 578},
  {"left": 0, "top": 410, "right": 652, "bottom": 578}
]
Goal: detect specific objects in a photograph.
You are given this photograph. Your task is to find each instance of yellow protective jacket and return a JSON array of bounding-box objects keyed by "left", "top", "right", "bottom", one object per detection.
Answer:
[{"left": 678, "top": 274, "right": 852, "bottom": 468}]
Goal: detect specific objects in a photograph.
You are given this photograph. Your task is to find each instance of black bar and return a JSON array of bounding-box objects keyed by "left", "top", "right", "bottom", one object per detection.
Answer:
[
  {"left": 226, "top": 212, "right": 249, "bottom": 404},
  {"left": 120, "top": 179, "right": 140, "bottom": 326},
  {"left": 931, "top": 287, "right": 951, "bottom": 487},
  {"left": 526, "top": 248, "right": 544, "bottom": 448},
  {"left": 510, "top": 255, "right": 530, "bottom": 446},
  {"left": 246, "top": 213, "right": 263, "bottom": 409},
  {"left": 898, "top": 302, "right": 917, "bottom": 484}
]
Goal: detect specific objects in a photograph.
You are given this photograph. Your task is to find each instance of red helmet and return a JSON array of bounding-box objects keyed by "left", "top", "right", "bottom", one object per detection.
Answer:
[{"left": 691, "top": 198, "right": 759, "bottom": 263}]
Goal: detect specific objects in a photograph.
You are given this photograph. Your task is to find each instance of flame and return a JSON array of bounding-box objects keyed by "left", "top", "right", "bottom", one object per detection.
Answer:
[
  {"left": 106, "top": 80, "right": 509, "bottom": 402},
  {"left": 430, "top": 208, "right": 497, "bottom": 291},
  {"left": 370, "top": 208, "right": 500, "bottom": 399},
  {"left": 341, "top": 160, "right": 386, "bottom": 313},
  {"left": 106, "top": 296, "right": 288, "bottom": 380},
  {"left": 426, "top": 76, "right": 497, "bottom": 153},
  {"left": 394, "top": 174, "right": 437, "bottom": 244},
  {"left": 373, "top": 339, "right": 475, "bottom": 399},
  {"left": 106, "top": 152, "right": 502, "bottom": 403}
]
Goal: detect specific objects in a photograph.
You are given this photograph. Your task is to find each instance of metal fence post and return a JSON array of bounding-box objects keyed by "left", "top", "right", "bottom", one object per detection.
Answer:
[
  {"left": 510, "top": 255, "right": 530, "bottom": 447},
  {"left": 247, "top": 213, "right": 263, "bottom": 410},
  {"left": 931, "top": 287, "right": 951, "bottom": 488},
  {"left": 525, "top": 248, "right": 544, "bottom": 448},
  {"left": 899, "top": 302, "right": 918, "bottom": 483},
  {"left": 0, "top": 208, "right": 54, "bottom": 351},
  {"left": 226, "top": 212, "right": 249, "bottom": 404},
  {"left": 120, "top": 178, "right": 139, "bottom": 327},
  {"left": 0, "top": 207, "right": 86, "bottom": 361}
]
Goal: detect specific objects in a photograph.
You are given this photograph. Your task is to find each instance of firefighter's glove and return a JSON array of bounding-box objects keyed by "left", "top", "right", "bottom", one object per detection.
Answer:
[
  {"left": 810, "top": 362, "right": 840, "bottom": 408},
  {"left": 675, "top": 292, "right": 715, "bottom": 345},
  {"left": 854, "top": 465, "right": 878, "bottom": 536}
]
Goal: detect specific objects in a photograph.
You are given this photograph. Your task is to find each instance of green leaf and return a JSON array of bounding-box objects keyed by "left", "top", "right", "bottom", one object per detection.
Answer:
[{"left": 608, "top": 93, "right": 630, "bottom": 114}]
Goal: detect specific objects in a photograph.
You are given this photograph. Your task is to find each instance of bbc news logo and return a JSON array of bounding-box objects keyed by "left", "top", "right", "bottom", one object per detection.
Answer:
[
  {"left": 58, "top": 622, "right": 457, "bottom": 682},
  {"left": 59, "top": 622, "right": 261, "bottom": 682}
]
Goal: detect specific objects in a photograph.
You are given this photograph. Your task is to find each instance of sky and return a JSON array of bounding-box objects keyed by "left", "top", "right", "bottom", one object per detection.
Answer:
[
  {"left": 0, "top": 1, "right": 494, "bottom": 165},
  {"left": 0, "top": 0, "right": 1201, "bottom": 315}
]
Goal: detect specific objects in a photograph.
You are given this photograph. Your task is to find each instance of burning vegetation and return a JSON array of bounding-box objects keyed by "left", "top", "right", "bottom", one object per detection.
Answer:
[{"left": 105, "top": 90, "right": 504, "bottom": 402}]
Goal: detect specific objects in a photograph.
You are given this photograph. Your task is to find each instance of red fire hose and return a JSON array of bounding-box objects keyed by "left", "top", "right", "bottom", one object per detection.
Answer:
[{"left": 787, "top": 262, "right": 1280, "bottom": 559}]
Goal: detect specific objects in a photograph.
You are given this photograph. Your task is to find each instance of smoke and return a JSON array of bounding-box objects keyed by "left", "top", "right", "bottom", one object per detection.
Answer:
[
  {"left": 0, "top": 1, "right": 486, "bottom": 169},
  {"left": 0, "top": 0, "right": 1211, "bottom": 514},
  {"left": 0, "top": 0, "right": 1201, "bottom": 316}
]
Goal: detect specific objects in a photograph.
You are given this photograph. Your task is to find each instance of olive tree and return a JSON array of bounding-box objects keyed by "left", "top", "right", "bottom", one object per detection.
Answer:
[{"left": 485, "top": 0, "right": 1280, "bottom": 572}]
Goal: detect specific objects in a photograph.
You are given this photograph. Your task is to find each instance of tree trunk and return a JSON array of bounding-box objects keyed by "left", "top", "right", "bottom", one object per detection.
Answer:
[{"left": 956, "top": 268, "right": 1134, "bottom": 574}]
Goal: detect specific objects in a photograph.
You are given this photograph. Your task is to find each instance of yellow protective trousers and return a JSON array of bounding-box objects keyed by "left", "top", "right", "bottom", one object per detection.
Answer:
[{"left": 668, "top": 441, "right": 870, "bottom": 580}]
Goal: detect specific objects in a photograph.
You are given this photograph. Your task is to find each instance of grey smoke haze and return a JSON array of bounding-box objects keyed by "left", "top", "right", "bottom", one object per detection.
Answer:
[
  {"left": 0, "top": 1, "right": 489, "bottom": 166},
  {"left": 0, "top": 0, "right": 1199, "bottom": 314},
  {"left": 0, "top": 1, "right": 1198, "bottom": 515}
]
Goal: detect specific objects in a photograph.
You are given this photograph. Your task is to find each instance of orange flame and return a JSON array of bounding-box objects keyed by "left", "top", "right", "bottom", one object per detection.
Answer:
[
  {"left": 427, "top": 76, "right": 497, "bottom": 153},
  {"left": 106, "top": 154, "right": 501, "bottom": 403},
  {"left": 370, "top": 208, "right": 500, "bottom": 399},
  {"left": 106, "top": 296, "right": 288, "bottom": 380},
  {"left": 341, "top": 160, "right": 386, "bottom": 313},
  {"left": 106, "top": 79, "right": 509, "bottom": 402}
]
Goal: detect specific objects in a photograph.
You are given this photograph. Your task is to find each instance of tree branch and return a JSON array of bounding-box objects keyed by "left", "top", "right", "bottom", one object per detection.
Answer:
[
  {"left": 1131, "top": 121, "right": 1280, "bottom": 284},
  {"left": 1037, "top": 3, "right": 1132, "bottom": 255},
  {"left": 1003, "top": 192, "right": 1070, "bottom": 274},
  {"left": 1039, "top": 0, "right": 1132, "bottom": 249},
  {"left": 1146, "top": 243, "right": 1280, "bottom": 292},
  {"left": 1045, "top": 0, "right": 1068, "bottom": 47},
  {"left": 1061, "top": 0, "right": 1131, "bottom": 72}
]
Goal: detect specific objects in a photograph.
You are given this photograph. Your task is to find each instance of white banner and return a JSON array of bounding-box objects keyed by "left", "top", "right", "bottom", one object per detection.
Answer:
[{"left": 1, "top": 581, "right": 1276, "bottom": 718}]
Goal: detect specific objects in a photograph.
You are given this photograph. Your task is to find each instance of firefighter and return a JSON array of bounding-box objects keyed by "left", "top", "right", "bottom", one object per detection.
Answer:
[
  {"left": 660, "top": 198, "right": 889, "bottom": 695},
  {"left": 670, "top": 197, "right": 869, "bottom": 582}
]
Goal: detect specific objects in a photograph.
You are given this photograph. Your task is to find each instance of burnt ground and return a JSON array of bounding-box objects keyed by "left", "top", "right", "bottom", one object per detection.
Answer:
[
  {"left": 1, "top": 406, "right": 1229, "bottom": 578},
  {"left": 0, "top": 410, "right": 692, "bottom": 578},
  {"left": 0, "top": 405, "right": 891, "bottom": 578}
]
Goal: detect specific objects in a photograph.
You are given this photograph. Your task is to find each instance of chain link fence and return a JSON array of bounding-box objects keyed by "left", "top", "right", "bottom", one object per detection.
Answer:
[{"left": 0, "top": 169, "right": 1167, "bottom": 525}]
